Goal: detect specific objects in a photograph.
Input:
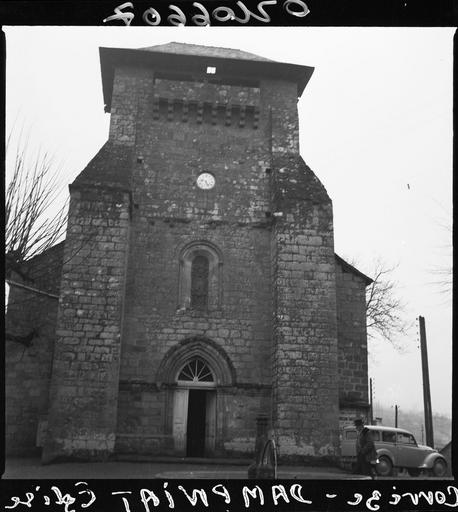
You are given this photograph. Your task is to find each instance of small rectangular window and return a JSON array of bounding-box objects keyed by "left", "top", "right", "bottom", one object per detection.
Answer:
[
  {"left": 206, "top": 66, "right": 216, "bottom": 75},
  {"left": 382, "top": 431, "right": 396, "bottom": 443},
  {"left": 371, "top": 430, "right": 380, "bottom": 441},
  {"left": 397, "top": 433, "right": 416, "bottom": 445},
  {"left": 346, "top": 430, "right": 357, "bottom": 440}
]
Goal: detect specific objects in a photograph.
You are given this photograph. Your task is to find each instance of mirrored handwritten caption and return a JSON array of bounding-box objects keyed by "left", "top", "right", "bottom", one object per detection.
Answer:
[
  {"left": 4, "top": 482, "right": 458, "bottom": 511},
  {"left": 103, "top": 1, "right": 310, "bottom": 26}
]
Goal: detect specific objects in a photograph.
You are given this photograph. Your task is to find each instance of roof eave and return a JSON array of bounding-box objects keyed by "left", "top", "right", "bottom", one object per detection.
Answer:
[
  {"left": 99, "top": 46, "right": 314, "bottom": 112},
  {"left": 335, "top": 254, "right": 374, "bottom": 286}
]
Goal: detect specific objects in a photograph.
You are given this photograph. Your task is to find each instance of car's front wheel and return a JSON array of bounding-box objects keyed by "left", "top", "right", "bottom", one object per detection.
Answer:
[
  {"left": 432, "top": 459, "right": 447, "bottom": 477},
  {"left": 376, "top": 456, "right": 393, "bottom": 477}
]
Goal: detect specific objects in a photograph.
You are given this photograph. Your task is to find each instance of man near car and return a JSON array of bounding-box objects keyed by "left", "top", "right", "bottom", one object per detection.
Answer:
[{"left": 354, "top": 417, "right": 377, "bottom": 478}]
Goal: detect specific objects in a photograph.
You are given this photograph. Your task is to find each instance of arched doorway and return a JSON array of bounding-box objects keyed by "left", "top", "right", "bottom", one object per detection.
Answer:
[
  {"left": 157, "top": 336, "right": 236, "bottom": 457},
  {"left": 173, "top": 357, "right": 216, "bottom": 457}
]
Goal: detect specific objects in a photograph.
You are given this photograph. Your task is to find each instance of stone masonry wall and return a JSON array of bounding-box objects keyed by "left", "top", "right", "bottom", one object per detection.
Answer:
[
  {"left": 111, "top": 66, "right": 273, "bottom": 456},
  {"left": 42, "top": 185, "right": 130, "bottom": 462},
  {"left": 264, "top": 78, "right": 340, "bottom": 460},
  {"left": 335, "top": 261, "right": 369, "bottom": 406},
  {"left": 117, "top": 220, "right": 272, "bottom": 455},
  {"left": 5, "top": 243, "right": 64, "bottom": 455},
  {"left": 109, "top": 67, "right": 152, "bottom": 145}
]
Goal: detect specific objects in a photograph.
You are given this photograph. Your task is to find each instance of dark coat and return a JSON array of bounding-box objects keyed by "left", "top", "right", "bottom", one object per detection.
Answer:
[{"left": 356, "top": 427, "right": 378, "bottom": 463}]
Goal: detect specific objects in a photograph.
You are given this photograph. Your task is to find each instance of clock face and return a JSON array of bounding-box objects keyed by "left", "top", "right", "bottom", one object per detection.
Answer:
[{"left": 196, "top": 172, "right": 215, "bottom": 190}]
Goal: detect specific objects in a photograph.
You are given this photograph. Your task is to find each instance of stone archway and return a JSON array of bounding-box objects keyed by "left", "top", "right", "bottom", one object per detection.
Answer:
[{"left": 157, "top": 337, "right": 235, "bottom": 457}]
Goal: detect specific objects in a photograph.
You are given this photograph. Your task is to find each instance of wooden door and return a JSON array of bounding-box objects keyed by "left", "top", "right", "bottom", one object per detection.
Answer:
[
  {"left": 172, "top": 389, "right": 189, "bottom": 455},
  {"left": 205, "top": 391, "right": 216, "bottom": 454}
]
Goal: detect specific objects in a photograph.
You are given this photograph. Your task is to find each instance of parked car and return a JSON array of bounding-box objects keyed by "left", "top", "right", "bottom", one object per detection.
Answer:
[{"left": 340, "top": 425, "right": 448, "bottom": 477}]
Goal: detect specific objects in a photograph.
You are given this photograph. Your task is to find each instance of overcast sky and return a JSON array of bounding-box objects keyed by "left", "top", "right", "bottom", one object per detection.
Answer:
[{"left": 4, "top": 26, "right": 454, "bottom": 419}]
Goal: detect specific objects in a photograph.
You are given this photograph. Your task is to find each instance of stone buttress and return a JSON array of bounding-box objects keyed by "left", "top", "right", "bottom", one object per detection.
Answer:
[
  {"left": 42, "top": 143, "right": 133, "bottom": 462},
  {"left": 263, "top": 79, "right": 340, "bottom": 460}
]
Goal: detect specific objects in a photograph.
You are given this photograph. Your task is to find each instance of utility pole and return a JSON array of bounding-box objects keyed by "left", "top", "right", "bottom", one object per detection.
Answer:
[
  {"left": 419, "top": 315, "right": 434, "bottom": 448},
  {"left": 394, "top": 404, "right": 398, "bottom": 428},
  {"left": 369, "top": 378, "right": 374, "bottom": 425}
]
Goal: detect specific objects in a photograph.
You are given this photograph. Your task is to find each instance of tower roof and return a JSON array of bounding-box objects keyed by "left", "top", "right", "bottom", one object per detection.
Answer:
[
  {"left": 99, "top": 42, "right": 314, "bottom": 112},
  {"left": 138, "top": 42, "right": 275, "bottom": 63}
]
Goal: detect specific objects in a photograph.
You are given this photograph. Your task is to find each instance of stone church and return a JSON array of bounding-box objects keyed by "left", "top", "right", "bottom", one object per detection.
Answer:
[{"left": 6, "top": 42, "right": 372, "bottom": 463}]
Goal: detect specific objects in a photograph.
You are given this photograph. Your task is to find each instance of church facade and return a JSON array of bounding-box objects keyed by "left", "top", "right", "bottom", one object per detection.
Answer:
[{"left": 6, "top": 43, "right": 371, "bottom": 463}]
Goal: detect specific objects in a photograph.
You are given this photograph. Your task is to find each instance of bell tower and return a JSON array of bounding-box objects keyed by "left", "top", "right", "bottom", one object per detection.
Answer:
[{"left": 44, "top": 42, "right": 341, "bottom": 462}]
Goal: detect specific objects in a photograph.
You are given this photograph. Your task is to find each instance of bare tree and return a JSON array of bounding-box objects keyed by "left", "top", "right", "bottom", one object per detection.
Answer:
[
  {"left": 5, "top": 131, "right": 67, "bottom": 282},
  {"left": 429, "top": 221, "right": 452, "bottom": 297},
  {"left": 5, "top": 130, "right": 69, "bottom": 347},
  {"left": 366, "top": 259, "right": 409, "bottom": 346}
]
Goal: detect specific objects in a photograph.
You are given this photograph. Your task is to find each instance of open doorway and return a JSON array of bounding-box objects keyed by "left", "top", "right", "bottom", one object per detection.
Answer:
[
  {"left": 187, "top": 389, "right": 207, "bottom": 457},
  {"left": 172, "top": 357, "right": 217, "bottom": 457}
]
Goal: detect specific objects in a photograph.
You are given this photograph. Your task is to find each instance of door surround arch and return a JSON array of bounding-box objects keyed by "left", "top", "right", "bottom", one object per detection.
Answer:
[
  {"left": 157, "top": 337, "right": 235, "bottom": 456},
  {"left": 156, "top": 336, "right": 236, "bottom": 387}
]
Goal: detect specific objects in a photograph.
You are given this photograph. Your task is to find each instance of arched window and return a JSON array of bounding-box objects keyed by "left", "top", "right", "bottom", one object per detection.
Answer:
[
  {"left": 178, "top": 241, "right": 222, "bottom": 311},
  {"left": 190, "top": 255, "right": 209, "bottom": 309},
  {"left": 178, "top": 358, "right": 214, "bottom": 384}
]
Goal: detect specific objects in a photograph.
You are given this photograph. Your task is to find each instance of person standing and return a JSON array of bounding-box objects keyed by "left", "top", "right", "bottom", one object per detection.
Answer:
[{"left": 354, "top": 417, "right": 377, "bottom": 478}]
